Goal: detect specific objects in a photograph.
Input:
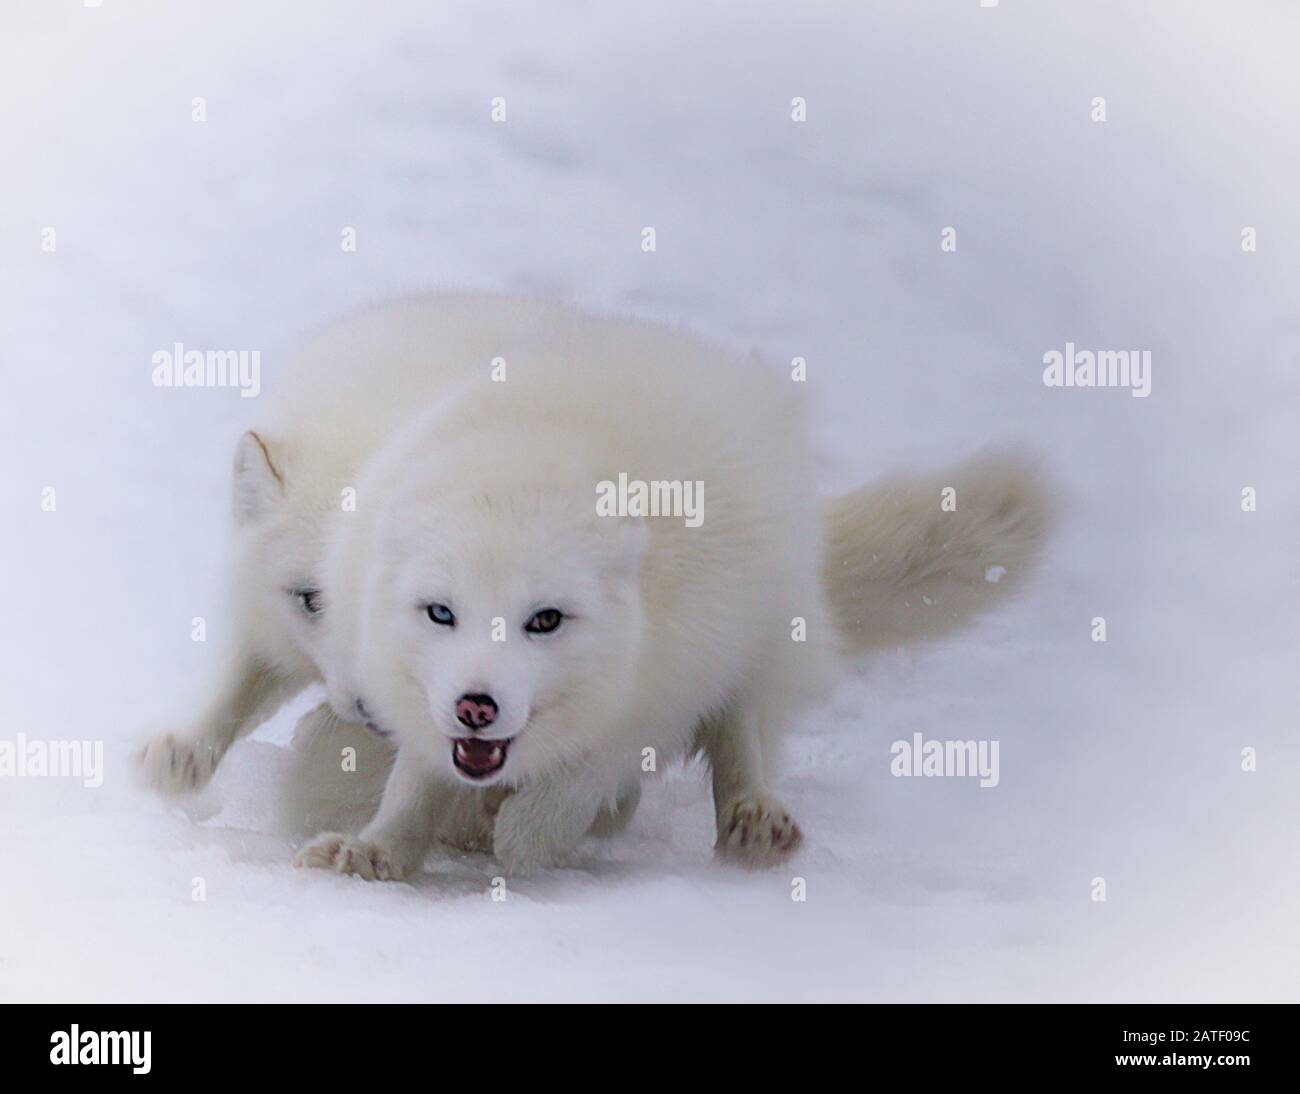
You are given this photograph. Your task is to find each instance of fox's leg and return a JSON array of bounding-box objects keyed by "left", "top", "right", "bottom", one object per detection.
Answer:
[
  {"left": 277, "top": 703, "right": 395, "bottom": 837},
  {"left": 492, "top": 771, "right": 606, "bottom": 872},
  {"left": 586, "top": 783, "right": 642, "bottom": 838},
  {"left": 699, "top": 702, "right": 803, "bottom": 867},
  {"left": 295, "top": 747, "right": 444, "bottom": 881},
  {"left": 434, "top": 780, "right": 638, "bottom": 853},
  {"left": 136, "top": 654, "right": 302, "bottom": 796},
  {"left": 435, "top": 785, "right": 509, "bottom": 854}
]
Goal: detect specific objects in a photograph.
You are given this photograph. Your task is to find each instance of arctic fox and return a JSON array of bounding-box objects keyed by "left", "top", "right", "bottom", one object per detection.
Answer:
[
  {"left": 134, "top": 296, "right": 561, "bottom": 843},
  {"left": 288, "top": 298, "right": 1050, "bottom": 877}
]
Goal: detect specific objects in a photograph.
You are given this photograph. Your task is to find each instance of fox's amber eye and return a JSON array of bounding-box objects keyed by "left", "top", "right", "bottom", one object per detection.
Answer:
[
  {"left": 426, "top": 603, "right": 456, "bottom": 627},
  {"left": 293, "top": 588, "right": 323, "bottom": 616},
  {"left": 524, "top": 608, "right": 564, "bottom": 635}
]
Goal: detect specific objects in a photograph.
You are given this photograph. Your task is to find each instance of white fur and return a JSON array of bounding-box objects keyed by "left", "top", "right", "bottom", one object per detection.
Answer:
[
  {"left": 135, "top": 293, "right": 1049, "bottom": 875},
  {"left": 305, "top": 297, "right": 1050, "bottom": 873},
  {"left": 135, "top": 296, "right": 648, "bottom": 845},
  {"left": 823, "top": 451, "right": 1051, "bottom": 653},
  {"left": 135, "top": 295, "right": 529, "bottom": 832}
]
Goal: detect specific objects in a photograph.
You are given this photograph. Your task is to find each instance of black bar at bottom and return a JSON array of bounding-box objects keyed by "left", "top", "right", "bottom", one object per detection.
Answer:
[{"left": 0, "top": 1003, "right": 1291, "bottom": 1081}]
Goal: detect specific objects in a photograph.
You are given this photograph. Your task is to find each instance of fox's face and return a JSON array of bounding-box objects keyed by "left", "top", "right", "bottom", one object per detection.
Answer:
[{"left": 350, "top": 484, "right": 646, "bottom": 784}]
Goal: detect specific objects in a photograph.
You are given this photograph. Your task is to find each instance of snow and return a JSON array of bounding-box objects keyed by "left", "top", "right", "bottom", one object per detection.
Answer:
[{"left": 2, "top": 0, "right": 1298, "bottom": 1001}]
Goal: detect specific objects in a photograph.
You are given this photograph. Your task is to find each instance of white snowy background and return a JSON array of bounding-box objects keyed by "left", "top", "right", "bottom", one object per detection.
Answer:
[{"left": 2, "top": 0, "right": 1297, "bottom": 1001}]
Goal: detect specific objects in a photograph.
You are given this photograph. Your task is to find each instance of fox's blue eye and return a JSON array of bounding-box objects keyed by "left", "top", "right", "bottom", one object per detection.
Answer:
[
  {"left": 293, "top": 588, "right": 323, "bottom": 616},
  {"left": 426, "top": 603, "right": 456, "bottom": 627},
  {"left": 524, "top": 608, "right": 564, "bottom": 635}
]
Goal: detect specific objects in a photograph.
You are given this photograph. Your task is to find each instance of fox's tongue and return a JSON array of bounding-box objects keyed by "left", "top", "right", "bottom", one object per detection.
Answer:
[{"left": 452, "top": 737, "right": 510, "bottom": 779}]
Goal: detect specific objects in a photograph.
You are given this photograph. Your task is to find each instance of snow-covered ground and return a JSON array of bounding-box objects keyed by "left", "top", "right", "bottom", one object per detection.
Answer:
[{"left": 2, "top": 0, "right": 1297, "bottom": 1001}]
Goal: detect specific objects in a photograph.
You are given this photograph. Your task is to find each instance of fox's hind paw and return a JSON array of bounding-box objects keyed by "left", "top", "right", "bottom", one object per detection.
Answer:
[
  {"left": 135, "top": 733, "right": 219, "bottom": 796},
  {"left": 715, "top": 795, "right": 803, "bottom": 867},
  {"left": 293, "top": 832, "right": 404, "bottom": 881}
]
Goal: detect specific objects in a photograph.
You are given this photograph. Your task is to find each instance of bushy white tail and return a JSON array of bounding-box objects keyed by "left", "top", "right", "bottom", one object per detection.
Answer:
[{"left": 822, "top": 452, "right": 1051, "bottom": 653}]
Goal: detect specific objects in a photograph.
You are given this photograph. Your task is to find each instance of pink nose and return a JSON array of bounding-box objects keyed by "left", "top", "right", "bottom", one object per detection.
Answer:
[{"left": 455, "top": 693, "right": 498, "bottom": 731}]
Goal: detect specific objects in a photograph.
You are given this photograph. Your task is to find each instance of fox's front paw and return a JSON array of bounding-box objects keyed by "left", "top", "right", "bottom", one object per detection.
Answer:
[
  {"left": 293, "top": 832, "right": 404, "bottom": 881},
  {"left": 135, "top": 733, "right": 220, "bottom": 796},
  {"left": 715, "top": 795, "right": 803, "bottom": 867}
]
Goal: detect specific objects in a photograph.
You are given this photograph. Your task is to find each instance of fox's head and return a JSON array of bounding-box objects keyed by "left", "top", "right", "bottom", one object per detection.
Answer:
[
  {"left": 342, "top": 479, "right": 647, "bottom": 785},
  {"left": 230, "top": 430, "right": 372, "bottom": 727}
]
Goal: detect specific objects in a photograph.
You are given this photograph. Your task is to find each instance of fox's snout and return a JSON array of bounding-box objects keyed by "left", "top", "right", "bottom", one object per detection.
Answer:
[{"left": 455, "top": 693, "right": 498, "bottom": 732}]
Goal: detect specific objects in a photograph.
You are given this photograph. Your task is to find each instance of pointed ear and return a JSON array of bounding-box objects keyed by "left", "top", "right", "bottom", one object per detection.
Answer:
[
  {"left": 594, "top": 514, "right": 648, "bottom": 578},
  {"left": 232, "top": 430, "right": 284, "bottom": 525}
]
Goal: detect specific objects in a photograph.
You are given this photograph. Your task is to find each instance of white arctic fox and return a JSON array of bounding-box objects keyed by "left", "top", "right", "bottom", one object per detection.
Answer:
[
  {"left": 139, "top": 295, "right": 707, "bottom": 846},
  {"left": 135, "top": 296, "right": 554, "bottom": 845},
  {"left": 288, "top": 297, "right": 1050, "bottom": 878}
]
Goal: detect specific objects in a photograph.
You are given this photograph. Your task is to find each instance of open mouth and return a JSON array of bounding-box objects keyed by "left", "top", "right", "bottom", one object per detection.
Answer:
[{"left": 451, "top": 737, "right": 512, "bottom": 780}]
